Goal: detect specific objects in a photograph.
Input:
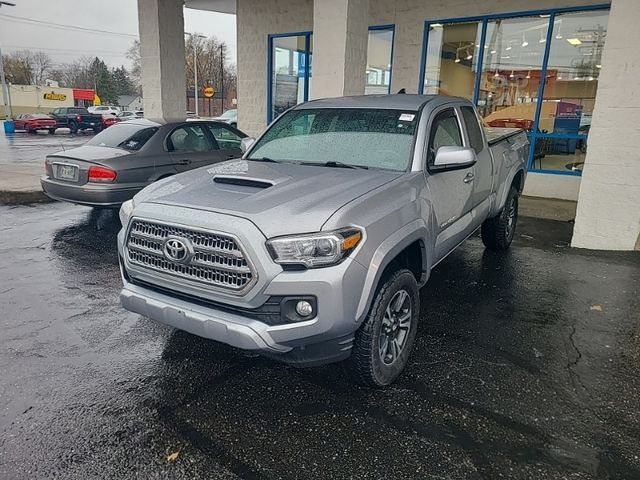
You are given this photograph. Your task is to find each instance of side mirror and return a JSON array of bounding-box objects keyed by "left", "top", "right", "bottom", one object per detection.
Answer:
[
  {"left": 240, "top": 136, "right": 255, "bottom": 153},
  {"left": 433, "top": 146, "right": 476, "bottom": 169}
]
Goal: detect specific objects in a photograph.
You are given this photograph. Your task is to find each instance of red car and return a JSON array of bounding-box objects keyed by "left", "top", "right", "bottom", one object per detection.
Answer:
[
  {"left": 14, "top": 113, "right": 57, "bottom": 134},
  {"left": 102, "top": 114, "right": 121, "bottom": 128}
]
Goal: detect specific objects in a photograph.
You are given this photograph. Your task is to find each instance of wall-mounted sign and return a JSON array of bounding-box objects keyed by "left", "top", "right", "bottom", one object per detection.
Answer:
[
  {"left": 203, "top": 86, "right": 215, "bottom": 98},
  {"left": 43, "top": 91, "right": 67, "bottom": 101}
]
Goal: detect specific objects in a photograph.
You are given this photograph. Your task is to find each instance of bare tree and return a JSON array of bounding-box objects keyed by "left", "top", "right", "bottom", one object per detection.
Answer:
[
  {"left": 31, "top": 51, "right": 53, "bottom": 85},
  {"left": 2, "top": 50, "right": 53, "bottom": 85}
]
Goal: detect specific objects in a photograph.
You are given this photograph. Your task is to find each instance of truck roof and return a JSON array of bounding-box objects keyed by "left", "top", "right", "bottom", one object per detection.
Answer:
[{"left": 295, "top": 94, "right": 467, "bottom": 111}]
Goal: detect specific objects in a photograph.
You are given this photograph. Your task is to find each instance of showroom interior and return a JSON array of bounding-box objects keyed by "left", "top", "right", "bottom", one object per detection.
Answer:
[{"left": 139, "top": 0, "right": 639, "bottom": 250}]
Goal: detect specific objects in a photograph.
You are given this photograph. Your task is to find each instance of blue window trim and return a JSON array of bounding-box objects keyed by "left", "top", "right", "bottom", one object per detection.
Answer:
[
  {"left": 368, "top": 24, "right": 396, "bottom": 94},
  {"left": 418, "top": 3, "right": 610, "bottom": 176},
  {"left": 267, "top": 31, "right": 312, "bottom": 124}
]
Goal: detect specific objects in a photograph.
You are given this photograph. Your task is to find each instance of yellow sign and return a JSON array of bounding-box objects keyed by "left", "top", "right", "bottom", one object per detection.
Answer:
[
  {"left": 43, "top": 91, "right": 67, "bottom": 101},
  {"left": 93, "top": 94, "right": 101, "bottom": 106},
  {"left": 203, "top": 86, "right": 215, "bottom": 98}
]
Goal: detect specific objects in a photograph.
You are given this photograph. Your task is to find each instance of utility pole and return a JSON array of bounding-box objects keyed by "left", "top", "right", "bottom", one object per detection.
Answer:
[
  {"left": 0, "top": 47, "right": 12, "bottom": 118},
  {"left": 0, "top": 2, "right": 16, "bottom": 119},
  {"left": 185, "top": 32, "right": 206, "bottom": 117},
  {"left": 220, "top": 44, "right": 224, "bottom": 113}
]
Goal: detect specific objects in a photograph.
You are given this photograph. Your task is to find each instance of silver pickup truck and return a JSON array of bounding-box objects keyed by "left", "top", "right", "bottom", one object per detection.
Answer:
[{"left": 117, "top": 95, "right": 528, "bottom": 386}]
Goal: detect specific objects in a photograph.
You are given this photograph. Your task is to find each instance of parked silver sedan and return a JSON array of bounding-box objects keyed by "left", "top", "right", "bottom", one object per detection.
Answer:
[{"left": 41, "top": 119, "right": 247, "bottom": 207}]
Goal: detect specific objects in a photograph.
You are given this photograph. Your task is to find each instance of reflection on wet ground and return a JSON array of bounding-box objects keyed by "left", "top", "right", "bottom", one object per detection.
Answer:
[
  {"left": 1, "top": 202, "right": 639, "bottom": 479},
  {"left": 0, "top": 131, "right": 93, "bottom": 165}
]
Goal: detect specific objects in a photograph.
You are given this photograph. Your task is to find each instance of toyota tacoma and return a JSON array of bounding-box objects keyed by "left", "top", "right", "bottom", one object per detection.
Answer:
[{"left": 117, "top": 95, "right": 528, "bottom": 386}]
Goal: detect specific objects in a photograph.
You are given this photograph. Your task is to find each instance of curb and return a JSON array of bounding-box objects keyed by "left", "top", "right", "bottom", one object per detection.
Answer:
[{"left": 0, "top": 190, "right": 54, "bottom": 206}]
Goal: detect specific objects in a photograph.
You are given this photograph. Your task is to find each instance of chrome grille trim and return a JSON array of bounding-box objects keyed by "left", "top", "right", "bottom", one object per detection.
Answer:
[{"left": 125, "top": 218, "right": 257, "bottom": 294}]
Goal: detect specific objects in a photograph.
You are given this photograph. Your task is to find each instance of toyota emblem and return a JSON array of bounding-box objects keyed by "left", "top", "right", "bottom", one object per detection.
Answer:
[{"left": 162, "top": 237, "right": 193, "bottom": 264}]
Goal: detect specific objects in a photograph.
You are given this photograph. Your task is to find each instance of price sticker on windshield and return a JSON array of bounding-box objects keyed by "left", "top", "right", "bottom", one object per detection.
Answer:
[{"left": 399, "top": 113, "right": 415, "bottom": 122}]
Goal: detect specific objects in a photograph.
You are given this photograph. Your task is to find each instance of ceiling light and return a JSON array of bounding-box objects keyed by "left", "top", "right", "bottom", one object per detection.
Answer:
[
  {"left": 454, "top": 57, "right": 461, "bottom": 63},
  {"left": 567, "top": 38, "right": 582, "bottom": 45},
  {"left": 588, "top": 76, "right": 594, "bottom": 81},
  {"left": 494, "top": 70, "right": 499, "bottom": 77},
  {"left": 501, "top": 55, "right": 511, "bottom": 59},
  {"left": 526, "top": 71, "right": 531, "bottom": 79},
  {"left": 432, "top": 23, "right": 443, "bottom": 28},
  {"left": 505, "top": 45, "right": 512, "bottom": 51},
  {"left": 509, "top": 70, "right": 515, "bottom": 78},
  {"left": 490, "top": 49, "right": 497, "bottom": 54},
  {"left": 522, "top": 34, "right": 528, "bottom": 47},
  {"left": 465, "top": 52, "right": 473, "bottom": 60},
  {"left": 555, "top": 33, "right": 563, "bottom": 39},
  {"left": 557, "top": 75, "right": 563, "bottom": 80},
  {"left": 596, "top": 64, "right": 602, "bottom": 69}
]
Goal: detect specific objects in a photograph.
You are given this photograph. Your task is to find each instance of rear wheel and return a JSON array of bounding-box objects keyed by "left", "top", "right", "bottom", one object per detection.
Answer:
[
  {"left": 68, "top": 121, "right": 78, "bottom": 134},
  {"left": 481, "top": 186, "right": 519, "bottom": 251},
  {"left": 25, "top": 125, "right": 31, "bottom": 134},
  {"left": 93, "top": 125, "right": 103, "bottom": 134},
  {"left": 48, "top": 128, "right": 56, "bottom": 135},
  {"left": 349, "top": 269, "right": 419, "bottom": 387}
]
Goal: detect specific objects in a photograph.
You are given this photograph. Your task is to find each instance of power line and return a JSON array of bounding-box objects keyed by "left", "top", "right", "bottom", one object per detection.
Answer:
[
  {"left": 2, "top": 45, "right": 129, "bottom": 56},
  {"left": 0, "top": 13, "right": 138, "bottom": 38}
]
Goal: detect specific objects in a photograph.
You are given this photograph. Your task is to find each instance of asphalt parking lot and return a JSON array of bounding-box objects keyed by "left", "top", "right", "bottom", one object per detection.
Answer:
[{"left": 1, "top": 202, "right": 638, "bottom": 479}]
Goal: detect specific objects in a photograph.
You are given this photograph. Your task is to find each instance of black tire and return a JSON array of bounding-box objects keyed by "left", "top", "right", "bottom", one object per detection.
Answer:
[
  {"left": 68, "top": 121, "right": 78, "bottom": 134},
  {"left": 481, "top": 186, "right": 519, "bottom": 251},
  {"left": 93, "top": 126, "right": 103, "bottom": 134},
  {"left": 25, "top": 125, "right": 31, "bottom": 134},
  {"left": 349, "top": 269, "right": 420, "bottom": 387},
  {"left": 48, "top": 128, "right": 56, "bottom": 135}
]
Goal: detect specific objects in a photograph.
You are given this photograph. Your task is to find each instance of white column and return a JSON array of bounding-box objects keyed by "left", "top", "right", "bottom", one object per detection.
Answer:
[
  {"left": 311, "top": 0, "right": 369, "bottom": 99},
  {"left": 137, "top": 0, "right": 186, "bottom": 122},
  {"left": 572, "top": 0, "right": 640, "bottom": 250}
]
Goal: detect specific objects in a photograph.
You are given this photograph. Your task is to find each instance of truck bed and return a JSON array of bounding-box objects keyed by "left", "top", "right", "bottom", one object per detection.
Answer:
[{"left": 484, "top": 127, "right": 524, "bottom": 146}]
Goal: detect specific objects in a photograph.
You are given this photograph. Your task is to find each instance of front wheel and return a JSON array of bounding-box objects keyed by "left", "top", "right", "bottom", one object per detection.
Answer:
[
  {"left": 349, "top": 269, "right": 420, "bottom": 387},
  {"left": 481, "top": 186, "right": 519, "bottom": 251},
  {"left": 68, "top": 121, "right": 78, "bottom": 134},
  {"left": 93, "top": 126, "right": 103, "bottom": 133}
]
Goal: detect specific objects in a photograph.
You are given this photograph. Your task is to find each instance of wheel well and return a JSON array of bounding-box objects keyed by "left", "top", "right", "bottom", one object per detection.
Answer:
[
  {"left": 381, "top": 240, "right": 425, "bottom": 285},
  {"left": 512, "top": 170, "right": 525, "bottom": 194}
]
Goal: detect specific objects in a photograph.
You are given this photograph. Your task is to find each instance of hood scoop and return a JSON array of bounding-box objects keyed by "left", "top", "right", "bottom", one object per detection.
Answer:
[{"left": 213, "top": 175, "right": 274, "bottom": 189}]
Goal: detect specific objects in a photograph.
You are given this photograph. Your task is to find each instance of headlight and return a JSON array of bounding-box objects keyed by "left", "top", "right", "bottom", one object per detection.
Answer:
[
  {"left": 119, "top": 199, "right": 135, "bottom": 226},
  {"left": 266, "top": 228, "right": 363, "bottom": 268}
]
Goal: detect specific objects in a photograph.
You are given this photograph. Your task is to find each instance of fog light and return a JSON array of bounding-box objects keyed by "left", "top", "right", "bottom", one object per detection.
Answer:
[{"left": 295, "top": 300, "right": 314, "bottom": 317}]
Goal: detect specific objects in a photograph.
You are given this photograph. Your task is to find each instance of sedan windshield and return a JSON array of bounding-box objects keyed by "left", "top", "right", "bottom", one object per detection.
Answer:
[
  {"left": 86, "top": 123, "right": 159, "bottom": 151},
  {"left": 248, "top": 108, "right": 418, "bottom": 171},
  {"left": 219, "top": 109, "right": 237, "bottom": 119}
]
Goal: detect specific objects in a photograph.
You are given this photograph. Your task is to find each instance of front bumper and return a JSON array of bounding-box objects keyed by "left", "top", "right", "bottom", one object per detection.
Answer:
[
  {"left": 41, "top": 176, "right": 144, "bottom": 207},
  {"left": 118, "top": 204, "right": 369, "bottom": 364}
]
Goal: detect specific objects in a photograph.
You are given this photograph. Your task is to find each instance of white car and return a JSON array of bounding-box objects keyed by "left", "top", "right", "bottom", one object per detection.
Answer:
[
  {"left": 213, "top": 109, "right": 237, "bottom": 127},
  {"left": 117, "top": 110, "right": 144, "bottom": 120},
  {"left": 88, "top": 105, "right": 120, "bottom": 115}
]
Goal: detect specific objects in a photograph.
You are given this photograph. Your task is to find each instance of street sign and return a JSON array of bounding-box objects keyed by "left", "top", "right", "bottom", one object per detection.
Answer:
[{"left": 203, "top": 86, "right": 215, "bottom": 98}]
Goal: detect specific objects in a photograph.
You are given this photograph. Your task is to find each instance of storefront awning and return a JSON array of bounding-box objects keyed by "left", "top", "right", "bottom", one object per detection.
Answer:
[{"left": 73, "top": 89, "right": 95, "bottom": 101}]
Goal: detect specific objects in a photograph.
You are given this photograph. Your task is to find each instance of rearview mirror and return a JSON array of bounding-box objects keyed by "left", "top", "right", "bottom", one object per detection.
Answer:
[
  {"left": 240, "top": 137, "right": 255, "bottom": 153},
  {"left": 433, "top": 146, "right": 476, "bottom": 169}
]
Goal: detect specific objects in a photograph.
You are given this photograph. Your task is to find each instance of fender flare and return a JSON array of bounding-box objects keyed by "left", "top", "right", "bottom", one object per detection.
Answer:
[
  {"left": 354, "top": 219, "right": 431, "bottom": 323},
  {"left": 496, "top": 165, "right": 526, "bottom": 213}
]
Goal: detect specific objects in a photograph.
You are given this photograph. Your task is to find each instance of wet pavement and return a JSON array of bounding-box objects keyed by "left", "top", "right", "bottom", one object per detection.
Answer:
[
  {"left": 0, "top": 130, "right": 92, "bottom": 166},
  {"left": 1, "top": 202, "right": 639, "bottom": 479}
]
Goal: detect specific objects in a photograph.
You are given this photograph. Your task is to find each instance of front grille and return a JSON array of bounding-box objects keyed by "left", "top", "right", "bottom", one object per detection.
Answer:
[{"left": 125, "top": 219, "right": 256, "bottom": 293}]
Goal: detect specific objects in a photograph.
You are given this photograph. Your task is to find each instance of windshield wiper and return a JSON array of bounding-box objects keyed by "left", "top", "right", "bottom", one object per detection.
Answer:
[
  {"left": 249, "top": 157, "right": 280, "bottom": 163},
  {"left": 308, "top": 161, "right": 369, "bottom": 170}
]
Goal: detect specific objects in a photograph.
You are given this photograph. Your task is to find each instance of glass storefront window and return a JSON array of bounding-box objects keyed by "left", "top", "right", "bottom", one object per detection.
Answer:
[
  {"left": 423, "top": 21, "right": 482, "bottom": 99},
  {"left": 478, "top": 16, "right": 549, "bottom": 132},
  {"left": 540, "top": 11, "right": 608, "bottom": 136},
  {"left": 365, "top": 27, "right": 394, "bottom": 95},
  {"left": 421, "top": 7, "right": 609, "bottom": 174},
  {"left": 269, "top": 33, "right": 312, "bottom": 123}
]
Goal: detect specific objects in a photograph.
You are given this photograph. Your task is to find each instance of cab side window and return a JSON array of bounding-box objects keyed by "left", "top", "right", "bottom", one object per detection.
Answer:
[
  {"left": 461, "top": 106, "right": 484, "bottom": 154},
  {"left": 427, "top": 109, "right": 463, "bottom": 167},
  {"left": 168, "top": 124, "right": 214, "bottom": 152}
]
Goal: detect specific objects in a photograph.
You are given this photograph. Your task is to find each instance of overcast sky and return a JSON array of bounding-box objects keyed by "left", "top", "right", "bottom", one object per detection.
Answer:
[{"left": 0, "top": 0, "right": 237, "bottom": 70}]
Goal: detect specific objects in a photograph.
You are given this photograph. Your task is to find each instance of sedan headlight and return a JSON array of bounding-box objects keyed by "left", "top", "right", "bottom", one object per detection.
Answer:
[
  {"left": 119, "top": 199, "right": 135, "bottom": 226},
  {"left": 266, "top": 228, "right": 363, "bottom": 268}
]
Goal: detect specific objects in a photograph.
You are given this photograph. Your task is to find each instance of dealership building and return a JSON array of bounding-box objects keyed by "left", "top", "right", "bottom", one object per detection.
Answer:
[{"left": 137, "top": 0, "right": 639, "bottom": 250}]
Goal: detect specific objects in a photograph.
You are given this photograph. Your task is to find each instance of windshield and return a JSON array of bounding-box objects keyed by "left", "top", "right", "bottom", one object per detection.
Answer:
[
  {"left": 219, "top": 109, "right": 237, "bottom": 119},
  {"left": 86, "top": 123, "right": 159, "bottom": 151},
  {"left": 248, "top": 108, "right": 418, "bottom": 171},
  {"left": 31, "top": 113, "right": 50, "bottom": 119}
]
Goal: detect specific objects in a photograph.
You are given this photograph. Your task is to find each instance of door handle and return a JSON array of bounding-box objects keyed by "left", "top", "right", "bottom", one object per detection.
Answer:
[
  {"left": 463, "top": 173, "right": 475, "bottom": 183},
  {"left": 177, "top": 159, "right": 191, "bottom": 165}
]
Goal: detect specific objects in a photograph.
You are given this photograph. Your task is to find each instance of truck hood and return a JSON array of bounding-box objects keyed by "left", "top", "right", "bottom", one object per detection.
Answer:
[{"left": 134, "top": 159, "right": 401, "bottom": 238}]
